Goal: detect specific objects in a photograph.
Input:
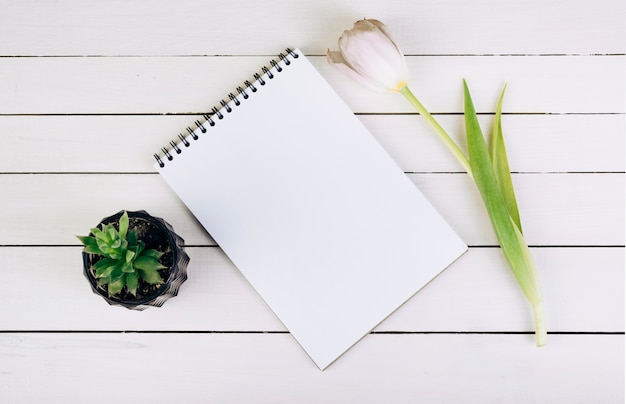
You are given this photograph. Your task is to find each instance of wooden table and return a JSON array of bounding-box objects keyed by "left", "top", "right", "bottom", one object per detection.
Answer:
[{"left": 1, "top": 1, "right": 624, "bottom": 402}]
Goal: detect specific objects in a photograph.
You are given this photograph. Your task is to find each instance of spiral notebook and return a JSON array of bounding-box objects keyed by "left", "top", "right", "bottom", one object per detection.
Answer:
[{"left": 154, "top": 48, "right": 467, "bottom": 370}]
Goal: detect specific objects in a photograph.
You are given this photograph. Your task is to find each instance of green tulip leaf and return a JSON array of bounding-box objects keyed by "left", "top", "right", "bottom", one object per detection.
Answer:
[
  {"left": 491, "top": 85, "right": 522, "bottom": 233},
  {"left": 464, "top": 80, "right": 545, "bottom": 346}
]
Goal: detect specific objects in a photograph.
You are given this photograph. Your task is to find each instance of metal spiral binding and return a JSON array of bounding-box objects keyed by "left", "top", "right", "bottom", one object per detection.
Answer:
[{"left": 154, "top": 48, "right": 300, "bottom": 168}]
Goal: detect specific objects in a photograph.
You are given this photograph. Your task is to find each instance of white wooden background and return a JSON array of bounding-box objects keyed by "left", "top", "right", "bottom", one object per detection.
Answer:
[{"left": 1, "top": 0, "right": 624, "bottom": 402}]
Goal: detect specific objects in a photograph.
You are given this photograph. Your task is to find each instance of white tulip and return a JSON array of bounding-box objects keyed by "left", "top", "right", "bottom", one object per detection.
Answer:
[{"left": 327, "top": 19, "right": 409, "bottom": 92}]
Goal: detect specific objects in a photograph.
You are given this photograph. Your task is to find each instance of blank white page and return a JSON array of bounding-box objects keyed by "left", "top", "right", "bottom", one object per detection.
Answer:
[{"left": 156, "top": 49, "right": 467, "bottom": 370}]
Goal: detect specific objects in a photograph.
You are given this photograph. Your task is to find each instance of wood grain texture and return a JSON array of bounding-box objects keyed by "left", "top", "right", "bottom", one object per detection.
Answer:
[
  {"left": 1, "top": 114, "right": 624, "bottom": 173},
  {"left": 0, "top": 333, "right": 623, "bottom": 402},
  {"left": 1, "top": 56, "right": 623, "bottom": 114},
  {"left": 0, "top": 0, "right": 623, "bottom": 399},
  {"left": 0, "top": 173, "right": 622, "bottom": 246},
  {"left": 1, "top": 0, "right": 624, "bottom": 56},
  {"left": 0, "top": 247, "right": 622, "bottom": 332}
]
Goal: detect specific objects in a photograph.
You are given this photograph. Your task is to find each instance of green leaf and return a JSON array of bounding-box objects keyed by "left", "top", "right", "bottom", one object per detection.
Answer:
[
  {"left": 93, "top": 258, "right": 118, "bottom": 278},
  {"left": 96, "top": 226, "right": 113, "bottom": 245},
  {"left": 107, "top": 275, "right": 126, "bottom": 296},
  {"left": 119, "top": 211, "right": 129, "bottom": 240},
  {"left": 83, "top": 245, "right": 104, "bottom": 255},
  {"left": 121, "top": 261, "right": 135, "bottom": 273},
  {"left": 134, "top": 255, "right": 166, "bottom": 272},
  {"left": 142, "top": 249, "right": 164, "bottom": 260},
  {"left": 490, "top": 84, "right": 522, "bottom": 233},
  {"left": 464, "top": 80, "right": 546, "bottom": 345},
  {"left": 100, "top": 248, "right": 121, "bottom": 260},
  {"left": 110, "top": 238, "right": 122, "bottom": 249},
  {"left": 126, "top": 271, "right": 139, "bottom": 296},
  {"left": 127, "top": 229, "right": 138, "bottom": 248},
  {"left": 98, "top": 224, "right": 113, "bottom": 241},
  {"left": 77, "top": 235, "right": 96, "bottom": 247},
  {"left": 79, "top": 235, "right": 104, "bottom": 255},
  {"left": 125, "top": 249, "right": 136, "bottom": 263},
  {"left": 138, "top": 267, "right": 164, "bottom": 285},
  {"left": 109, "top": 264, "right": 124, "bottom": 281}
]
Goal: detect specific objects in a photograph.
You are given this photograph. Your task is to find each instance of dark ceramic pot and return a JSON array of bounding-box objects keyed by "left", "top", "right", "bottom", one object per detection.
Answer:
[{"left": 82, "top": 210, "right": 189, "bottom": 310}]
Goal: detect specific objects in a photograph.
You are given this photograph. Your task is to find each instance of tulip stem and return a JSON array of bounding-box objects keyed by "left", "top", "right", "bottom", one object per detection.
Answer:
[
  {"left": 400, "top": 86, "right": 472, "bottom": 175},
  {"left": 533, "top": 300, "right": 547, "bottom": 347}
]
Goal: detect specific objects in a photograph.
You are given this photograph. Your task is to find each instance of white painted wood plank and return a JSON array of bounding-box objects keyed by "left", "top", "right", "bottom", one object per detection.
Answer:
[
  {"left": 367, "top": 113, "right": 626, "bottom": 174},
  {"left": 0, "top": 0, "right": 621, "bottom": 397},
  {"left": 0, "top": 333, "right": 622, "bottom": 402},
  {"left": 0, "top": 56, "right": 623, "bottom": 114},
  {"left": 412, "top": 173, "right": 625, "bottom": 247},
  {"left": 379, "top": 247, "right": 625, "bottom": 333},
  {"left": 1, "top": 0, "right": 624, "bottom": 55},
  {"left": 0, "top": 247, "right": 622, "bottom": 332},
  {"left": 0, "top": 173, "right": 621, "bottom": 246},
  {"left": 1, "top": 114, "right": 623, "bottom": 173}
]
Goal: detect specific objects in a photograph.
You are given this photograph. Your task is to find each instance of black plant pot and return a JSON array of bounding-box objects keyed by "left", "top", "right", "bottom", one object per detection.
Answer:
[{"left": 82, "top": 210, "right": 189, "bottom": 310}]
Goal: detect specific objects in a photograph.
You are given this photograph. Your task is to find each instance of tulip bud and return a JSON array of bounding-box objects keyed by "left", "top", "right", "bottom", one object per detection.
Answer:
[{"left": 327, "top": 19, "right": 409, "bottom": 93}]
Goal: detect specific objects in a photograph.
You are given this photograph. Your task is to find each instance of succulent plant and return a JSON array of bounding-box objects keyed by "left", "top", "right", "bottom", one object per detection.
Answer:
[{"left": 77, "top": 211, "right": 166, "bottom": 297}]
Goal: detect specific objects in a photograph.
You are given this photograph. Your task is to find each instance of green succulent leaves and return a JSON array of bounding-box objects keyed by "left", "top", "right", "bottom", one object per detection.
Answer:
[{"left": 77, "top": 211, "right": 165, "bottom": 297}]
